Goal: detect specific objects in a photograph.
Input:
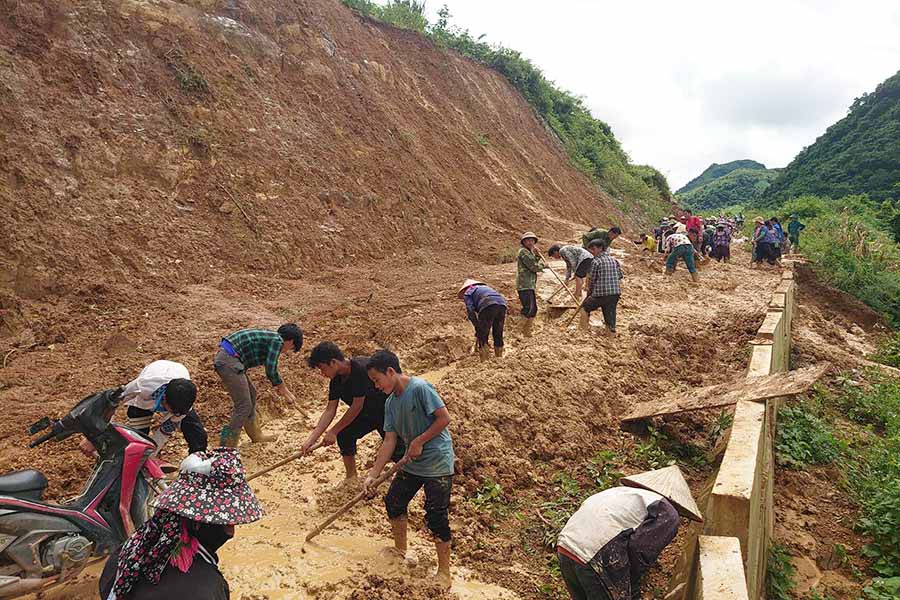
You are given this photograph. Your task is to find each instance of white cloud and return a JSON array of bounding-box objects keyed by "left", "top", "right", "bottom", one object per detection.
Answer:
[{"left": 423, "top": 0, "right": 900, "bottom": 189}]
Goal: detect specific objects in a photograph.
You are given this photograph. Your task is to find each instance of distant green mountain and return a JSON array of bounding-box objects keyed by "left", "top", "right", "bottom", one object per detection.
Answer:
[
  {"left": 678, "top": 167, "right": 780, "bottom": 211},
  {"left": 676, "top": 159, "right": 767, "bottom": 195},
  {"left": 763, "top": 69, "right": 900, "bottom": 204}
]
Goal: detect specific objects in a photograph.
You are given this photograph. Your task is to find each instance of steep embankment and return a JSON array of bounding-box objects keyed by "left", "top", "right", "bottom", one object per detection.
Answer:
[
  {"left": 676, "top": 160, "right": 779, "bottom": 210},
  {"left": 762, "top": 68, "right": 900, "bottom": 204},
  {"left": 0, "top": 0, "right": 638, "bottom": 337}
]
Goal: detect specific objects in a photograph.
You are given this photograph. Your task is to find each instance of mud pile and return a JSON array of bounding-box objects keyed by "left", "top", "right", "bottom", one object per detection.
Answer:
[{"left": 0, "top": 0, "right": 633, "bottom": 330}]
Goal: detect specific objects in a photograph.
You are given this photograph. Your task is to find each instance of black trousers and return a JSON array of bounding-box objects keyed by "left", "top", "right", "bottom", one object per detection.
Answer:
[
  {"left": 336, "top": 414, "right": 405, "bottom": 461},
  {"left": 384, "top": 471, "right": 453, "bottom": 542},
  {"left": 474, "top": 304, "right": 506, "bottom": 348},
  {"left": 518, "top": 289, "right": 538, "bottom": 318},
  {"left": 582, "top": 294, "right": 620, "bottom": 331},
  {"left": 126, "top": 406, "right": 208, "bottom": 454},
  {"left": 558, "top": 553, "right": 611, "bottom": 600}
]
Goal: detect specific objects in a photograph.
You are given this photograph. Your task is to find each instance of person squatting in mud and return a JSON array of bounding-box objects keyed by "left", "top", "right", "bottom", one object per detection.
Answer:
[
  {"left": 214, "top": 324, "right": 303, "bottom": 447},
  {"left": 547, "top": 243, "right": 594, "bottom": 299},
  {"left": 516, "top": 231, "right": 546, "bottom": 337},
  {"left": 457, "top": 278, "right": 508, "bottom": 361},
  {"left": 80, "top": 360, "right": 206, "bottom": 459},
  {"left": 301, "top": 341, "right": 405, "bottom": 481},
  {"left": 99, "top": 448, "right": 263, "bottom": 600},
  {"left": 578, "top": 239, "right": 624, "bottom": 336},
  {"left": 364, "top": 350, "right": 456, "bottom": 590}
]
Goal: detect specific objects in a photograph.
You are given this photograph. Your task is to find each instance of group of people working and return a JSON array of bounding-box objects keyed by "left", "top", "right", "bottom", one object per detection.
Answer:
[
  {"left": 95, "top": 330, "right": 456, "bottom": 596},
  {"left": 95, "top": 222, "right": 727, "bottom": 600}
]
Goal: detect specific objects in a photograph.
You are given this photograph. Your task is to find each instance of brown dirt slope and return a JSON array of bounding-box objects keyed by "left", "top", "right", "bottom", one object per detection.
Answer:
[{"left": 0, "top": 0, "right": 631, "bottom": 317}]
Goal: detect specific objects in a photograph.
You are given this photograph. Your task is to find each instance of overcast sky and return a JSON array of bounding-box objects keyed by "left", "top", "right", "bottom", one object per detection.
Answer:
[{"left": 422, "top": 1, "right": 900, "bottom": 190}]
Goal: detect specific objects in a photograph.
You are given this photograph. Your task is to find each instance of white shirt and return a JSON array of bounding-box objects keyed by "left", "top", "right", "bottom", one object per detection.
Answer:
[
  {"left": 122, "top": 360, "right": 191, "bottom": 452},
  {"left": 557, "top": 487, "right": 664, "bottom": 564}
]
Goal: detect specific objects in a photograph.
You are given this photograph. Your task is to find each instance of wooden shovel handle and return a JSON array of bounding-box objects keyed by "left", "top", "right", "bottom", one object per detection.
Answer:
[
  {"left": 304, "top": 456, "right": 411, "bottom": 543},
  {"left": 247, "top": 441, "right": 323, "bottom": 482},
  {"left": 537, "top": 251, "right": 582, "bottom": 306}
]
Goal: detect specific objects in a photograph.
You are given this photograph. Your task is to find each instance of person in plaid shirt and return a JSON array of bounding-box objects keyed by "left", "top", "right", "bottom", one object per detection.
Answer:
[
  {"left": 215, "top": 324, "right": 303, "bottom": 447},
  {"left": 578, "top": 239, "right": 623, "bottom": 335}
]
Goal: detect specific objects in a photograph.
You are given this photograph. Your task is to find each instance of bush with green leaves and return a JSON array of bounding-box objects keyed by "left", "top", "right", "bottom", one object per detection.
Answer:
[
  {"left": 766, "top": 543, "right": 796, "bottom": 600},
  {"left": 872, "top": 333, "right": 900, "bottom": 369},
  {"left": 863, "top": 577, "right": 900, "bottom": 600},
  {"left": 775, "top": 404, "right": 843, "bottom": 469},
  {"left": 341, "top": 1, "right": 672, "bottom": 221}
]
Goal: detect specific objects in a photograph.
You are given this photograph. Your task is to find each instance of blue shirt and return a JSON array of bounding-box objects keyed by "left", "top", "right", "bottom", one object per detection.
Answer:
[
  {"left": 384, "top": 377, "right": 455, "bottom": 477},
  {"left": 463, "top": 285, "right": 507, "bottom": 314},
  {"left": 150, "top": 384, "right": 168, "bottom": 413}
]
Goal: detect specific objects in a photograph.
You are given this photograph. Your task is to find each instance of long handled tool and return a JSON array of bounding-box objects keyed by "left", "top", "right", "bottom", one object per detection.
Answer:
[
  {"left": 565, "top": 297, "right": 587, "bottom": 327},
  {"left": 246, "top": 441, "right": 323, "bottom": 482},
  {"left": 536, "top": 251, "right": 582, "bottom": 307},
  {"left": 547, "top": 281, "right": 571, "bottom": 303},
  {"left": 303, "top": 456, "right": 411, "bottom": 546}
]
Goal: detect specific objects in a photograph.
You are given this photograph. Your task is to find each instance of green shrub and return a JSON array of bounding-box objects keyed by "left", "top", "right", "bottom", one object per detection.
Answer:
[
  {"left": 767, "top": 543, "right": 796, "bottom": 600},
  {"left": 863, "top": 577, "right": 900, "bottom": 600},
  {"left": 872, "top": 333, "right": 900, "bottom": 368},
  {"left": 775, "top": 405, "right": 842, "bottom": 469},
  {"left": 832, "top": 377, "right": 900, "bottom": 577}
]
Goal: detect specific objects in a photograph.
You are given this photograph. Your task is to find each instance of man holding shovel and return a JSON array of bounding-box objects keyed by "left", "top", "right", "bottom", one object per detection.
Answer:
[
  {"left": 547, "top": 243, "right": 594, "bottom": 300},
  {"left": 517, "top": 231, "right": 546, "bottom": 337},
  {"left": 577, "top": 239, "right": 623, "bottom": 335},
  {"left": 364, "top": 350, "right": 455, "bottom": 590},
  {"left": 301, "top": 341, "right": 405, "bottom": 482}
]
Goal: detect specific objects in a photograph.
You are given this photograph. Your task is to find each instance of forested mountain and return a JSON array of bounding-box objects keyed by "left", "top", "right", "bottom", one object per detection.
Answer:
[
  {"left": 676, "top": 159, "right": 767, "bottom": 195},
  {"left": 763, "top": 69, "right": 900, "bottom": 204},
  {"left": 678, "top": 167, "right": 780, "bottom": 210}
]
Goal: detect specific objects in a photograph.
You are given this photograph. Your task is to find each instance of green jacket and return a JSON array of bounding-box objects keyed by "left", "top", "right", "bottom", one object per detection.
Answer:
[
  {"left": 516, "top": 248, "right": 546, "bottom": 290},
  {"left": 582, "top": 229, "right": 610, "bottom": 249}
]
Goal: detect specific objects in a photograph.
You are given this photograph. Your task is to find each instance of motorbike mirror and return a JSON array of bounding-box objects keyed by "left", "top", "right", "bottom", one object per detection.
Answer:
[{"left": 27, "top": 416, "right": 51, "bottom": 435}]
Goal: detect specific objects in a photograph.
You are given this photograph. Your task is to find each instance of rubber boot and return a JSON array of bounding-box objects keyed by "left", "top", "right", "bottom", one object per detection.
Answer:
[
  {"left": 478, "top": 346, "right": 491, "bottom": 362},
  {"left": 243, "top": 412, "right": 277, "bottom": 443},
  {"left": 522, "top": 318, "right": 534, "bottom": 338},
  {"left": 494, "top": 346, "right": 504, "bottom": 358},
  {"left": 578, "top": 309, "right": 590, "bottom": 331},
  {"left": 219, "top": 426, "right": 240, "bottom": 448},
  {"left": 690, "top": 271, "right": 700, "bottom": 283}
]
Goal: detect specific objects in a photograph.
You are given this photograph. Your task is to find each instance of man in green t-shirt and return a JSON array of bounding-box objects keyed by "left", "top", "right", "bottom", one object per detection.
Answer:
[
  {"left": 581, "top": 226, "right": 622, "bottom": 249},
  {"left": 365, "top": 350, "right": 455, "bottom": 590}
]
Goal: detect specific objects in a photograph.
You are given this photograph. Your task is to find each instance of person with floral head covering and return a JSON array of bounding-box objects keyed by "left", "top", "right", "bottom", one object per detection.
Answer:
[{"left": 99, "top": 448, "right": 263, "bottom": 600}]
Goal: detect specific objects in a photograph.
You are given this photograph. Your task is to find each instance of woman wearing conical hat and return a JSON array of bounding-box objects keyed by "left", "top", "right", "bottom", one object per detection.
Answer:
[{"left": 556, "top": 466, "right": 702, "bottom": 600}]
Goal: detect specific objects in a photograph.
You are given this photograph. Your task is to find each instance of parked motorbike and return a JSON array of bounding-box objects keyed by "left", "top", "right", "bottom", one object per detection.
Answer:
[{"left": 0, "top": 388, "right": 166, "bottom": 598}]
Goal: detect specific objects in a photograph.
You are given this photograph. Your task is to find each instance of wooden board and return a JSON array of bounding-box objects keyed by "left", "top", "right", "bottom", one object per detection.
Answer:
[{"left": 622, "top": 363, "right": 830, "bottom": 422}]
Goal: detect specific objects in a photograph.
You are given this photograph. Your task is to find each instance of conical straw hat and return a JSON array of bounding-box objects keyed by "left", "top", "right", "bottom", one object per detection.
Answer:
[
  {"left": 457, "top": 278, "right": 484, "bottom": 297},
  {"left": 621, "top": 465, "right": 703, "bottom": 522}
]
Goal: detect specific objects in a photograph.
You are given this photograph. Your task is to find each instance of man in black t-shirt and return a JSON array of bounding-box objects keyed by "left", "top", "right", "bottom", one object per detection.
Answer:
[{"left": 301, "top": 341, "right": 404, "bottom": 480}]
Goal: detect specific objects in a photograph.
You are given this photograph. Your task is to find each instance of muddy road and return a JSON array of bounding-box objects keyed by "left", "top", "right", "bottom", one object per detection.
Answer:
[{"left": 9, "top": 236, "right": 874, "bottom": 599}]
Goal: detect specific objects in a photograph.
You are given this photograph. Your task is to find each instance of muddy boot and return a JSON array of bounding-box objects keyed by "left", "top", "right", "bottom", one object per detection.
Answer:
[
  {"left": 665, "top": 268, "right": 674, "bottom": 276},
  {"left": 478, "top": 345, "right": 491, "bottom": 362},
  {"left": 494, "top": 346, "right": 504, "bottom": 358},
  {"left": 522, "top": 318, "right": 534, "bottom": 337},
  {"left": 578, "top": 309, "right": 590, "bottom": 331},
  {"left": 690, "top": 271, "right": 700, "bottom": 283},
  {"left": 243, "top": 413, "right": 277, "bottom": 443},
  {"left": 219, "top": 426, "right": 240, "bottom": 448}
]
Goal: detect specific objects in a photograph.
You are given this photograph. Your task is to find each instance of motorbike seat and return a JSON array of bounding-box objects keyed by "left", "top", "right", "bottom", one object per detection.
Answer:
[{"left": 0, "top": 470, "right": 49, "bottom": 501}]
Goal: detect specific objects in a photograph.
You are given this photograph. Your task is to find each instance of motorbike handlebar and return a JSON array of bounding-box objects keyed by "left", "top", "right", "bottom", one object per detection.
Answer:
[{"left": 29, "top": 429, "right": 57, "bottom": 448}]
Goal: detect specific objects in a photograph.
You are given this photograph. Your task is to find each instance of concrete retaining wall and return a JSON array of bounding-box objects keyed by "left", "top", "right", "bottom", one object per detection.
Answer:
[{"left": 691, "top": 270, "right": 796, "bottom": 600}]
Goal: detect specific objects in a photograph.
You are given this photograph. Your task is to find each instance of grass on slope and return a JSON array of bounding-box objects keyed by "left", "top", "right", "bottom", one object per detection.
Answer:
[{"left": 676, "top": 159, "right": 767, "bottom": 195}]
